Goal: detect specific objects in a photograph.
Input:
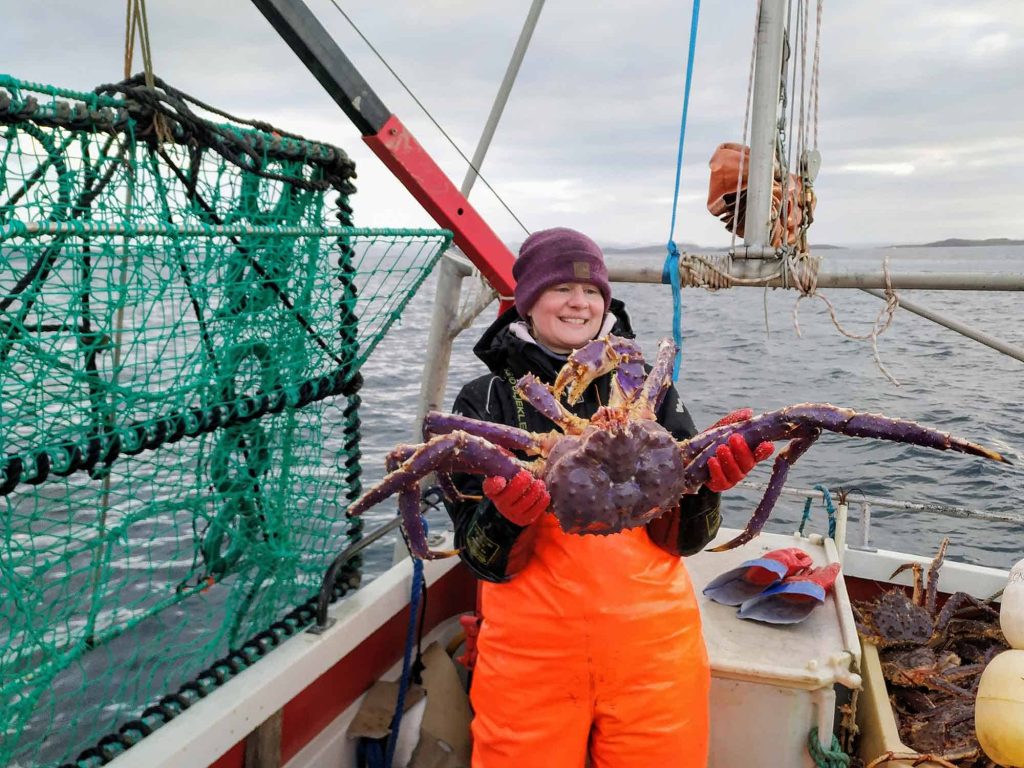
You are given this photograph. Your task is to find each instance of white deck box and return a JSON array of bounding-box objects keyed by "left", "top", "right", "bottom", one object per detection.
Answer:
[{"left": 687, "top": 529, "right": 861, "bottom": 768}]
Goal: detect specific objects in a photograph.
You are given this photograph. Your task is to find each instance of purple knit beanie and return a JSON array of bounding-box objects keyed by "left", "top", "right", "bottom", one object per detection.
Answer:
[{"left": 513, "top": 227, "right": 611, "bottom": 317}]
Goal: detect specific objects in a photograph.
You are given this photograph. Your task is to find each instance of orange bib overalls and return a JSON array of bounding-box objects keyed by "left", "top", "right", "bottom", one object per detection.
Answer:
[{"left": 470, "top": 512, "right": 710, "bottom": 768}]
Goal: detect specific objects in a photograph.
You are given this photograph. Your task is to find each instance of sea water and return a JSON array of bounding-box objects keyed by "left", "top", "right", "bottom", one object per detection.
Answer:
[{"left": 356, "top": 245, "right": 1024, "bottom": 575}]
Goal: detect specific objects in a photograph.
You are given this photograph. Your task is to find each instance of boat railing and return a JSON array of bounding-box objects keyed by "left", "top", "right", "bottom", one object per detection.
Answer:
[{"left": 736, "top": 480, "right": 1022, "bottom": 557}]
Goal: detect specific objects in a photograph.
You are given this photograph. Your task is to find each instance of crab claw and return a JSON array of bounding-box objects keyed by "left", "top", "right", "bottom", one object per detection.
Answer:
[{"left": 552, "top": 336, "right": 644, "bottom": 405}]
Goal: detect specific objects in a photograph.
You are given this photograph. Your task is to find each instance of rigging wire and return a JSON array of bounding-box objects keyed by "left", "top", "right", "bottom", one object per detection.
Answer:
[
  {"left": 325, "top": 0, "right": 530, "bottom": 236},
  {"left": 731, "top": 0, "right": 763, "bottom": 256}
]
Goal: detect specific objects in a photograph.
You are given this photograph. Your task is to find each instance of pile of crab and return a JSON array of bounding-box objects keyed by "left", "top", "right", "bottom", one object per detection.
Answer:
[{"left": 854, "top": 539, "right": 1007, "bottom": 768}]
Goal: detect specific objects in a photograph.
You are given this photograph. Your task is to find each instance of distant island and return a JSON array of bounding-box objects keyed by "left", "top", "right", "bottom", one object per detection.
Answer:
[
  {"left": 896, "top": 238, "right": 1024, "bottom": 248},
  {"left": 602, "top": 238, "right": 1024, "bottom": 252}
]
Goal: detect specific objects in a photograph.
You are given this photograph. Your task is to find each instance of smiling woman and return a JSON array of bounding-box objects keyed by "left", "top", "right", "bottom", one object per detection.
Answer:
[
  {"left": 512, "top": 227, "right": 611, "bottom": 352},
  {"left": 528, "top": 282, "right": 605, "bottom": 352},
  {"left": 435, "top": 225, "right": 779, "bottom": 767}
]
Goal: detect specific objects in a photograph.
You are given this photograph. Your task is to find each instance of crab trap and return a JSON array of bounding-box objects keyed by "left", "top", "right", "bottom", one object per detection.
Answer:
[{"left": 0, "top": 74, "right": 451, "bottom": 767}]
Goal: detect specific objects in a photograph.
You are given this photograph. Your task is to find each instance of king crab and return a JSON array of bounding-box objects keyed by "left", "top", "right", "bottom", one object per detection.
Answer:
[
  {"left": 855, "top": 539, "right": 1005, "bottom": 659},
  {"left": 347, "top": 336, "right": 1007, "bottom": 559},
  {"left": 855, "top": 539, "right": 1007, "bottom": 767}
]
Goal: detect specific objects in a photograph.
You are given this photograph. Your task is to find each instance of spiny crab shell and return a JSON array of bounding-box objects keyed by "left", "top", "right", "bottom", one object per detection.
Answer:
[
  {"left": 543, "top": 418, "right": 688, "bottom": 534},
  {"left": 346, "top": 335, "right": 1008, "bottom": 559}
]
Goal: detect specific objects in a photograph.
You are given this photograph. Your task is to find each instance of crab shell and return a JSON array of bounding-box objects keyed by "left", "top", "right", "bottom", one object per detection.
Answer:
[{"left": 543, "top": 419, "right": 688, "bottom": 535}]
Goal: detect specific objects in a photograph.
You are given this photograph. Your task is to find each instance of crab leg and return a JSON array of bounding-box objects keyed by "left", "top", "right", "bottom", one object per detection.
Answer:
[
  {"left": 865, "top": 753, "right": 960, "bottom": 768},
  {"left": 388, "top": 442, "right": 490, "bottom": 506},
  {"left": 708, "top": 428, "right": 821, "bottom": 551},
  {"left": 424, "top": 411, "right": 550, "bottom": 455},
  {"left": 680, "top": 404, "right": 1007, "bottom": 466},
  {"left": 551, "top": 336, "right": 645, "bottom": 406},
  {"left": 889, "top": 562, "right": 925, "bottom": 610},
  {"left": 347, "top": 432, "right": 525, "bottom": 521},
  {"left": 516, "top": 373, "right": 589, "bottom": 434},
  {"left": 393, "top": 483, "right": 456, "bottom": 559},
  {"left": 631, "top": 337, "right": 676, "bottom": 420},
  {"left": 689, "top": 406, "right": 1004, "bottom": 551},
  {"left": 607, "top": 338, "right": 647, "bottom": 408}
]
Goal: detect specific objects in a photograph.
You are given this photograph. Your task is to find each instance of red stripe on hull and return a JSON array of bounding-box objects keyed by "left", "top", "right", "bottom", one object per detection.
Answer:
[{"left": 210, "top": 563, "right": 477, "bottom": 768}]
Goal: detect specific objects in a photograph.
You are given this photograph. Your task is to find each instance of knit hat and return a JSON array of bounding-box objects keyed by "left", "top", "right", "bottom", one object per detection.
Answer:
[{"left": 513, "top": 227, "right": 611, "bottom": 317}]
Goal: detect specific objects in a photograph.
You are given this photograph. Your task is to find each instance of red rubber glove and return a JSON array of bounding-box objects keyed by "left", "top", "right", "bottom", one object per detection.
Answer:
[
  {"left": 744, "top": 547, "right": 814, "bottom": 585},
  {"left": 709, "top": 408, "right": 755, "bottom": 429},
  {"left": 706, "top": 432, "right": 775, "bottom": 492},
  {"left": 482, "top": 470, "right": 550, "bottom": 526},
  {"left": 782, "top": 561, "right": 841, "bottom": 592}
]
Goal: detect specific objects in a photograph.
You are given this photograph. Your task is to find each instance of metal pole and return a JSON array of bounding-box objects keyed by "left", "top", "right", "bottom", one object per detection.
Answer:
[
  {"left": 744, "top": 0, "right": 787, "bottom": 250},
  {"left": 834, "top": 501, "right": 848, "bottom": 565},
  {"left": 460, "top": 0, "right": 546, "bottom": 198},
  {"left": 417, "top": 254, "right": 474, "bottom": 427},
  {"left": 861, "top": 288, "right": 1024, "bottom": 363},
  {"left": 450, "top": 0, "right": 546, "bottom": 322},
  {"left": 602, "top": 253, "right": 1024, "bottom": 291},
  {"left": 739, "top": 480, "right": 1023, "bottom": 525},
  {"left": 392, "top": 254, "right": 474, "bottom": 565}
]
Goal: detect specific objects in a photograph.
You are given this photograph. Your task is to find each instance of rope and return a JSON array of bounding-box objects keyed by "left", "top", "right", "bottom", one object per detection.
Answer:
[
  {"left": 771, "top": 1, "right": 902, "bottom": 387},
  {"left": 812, "top": 0, "right": 823, "bottom": 153},
  {"left": 383, "top": 543, "right": 427, "bottom": 768},
  {"left": 674, "top": 249, "right": 822, "bottom": 293},
  {"left": 0, "top": 367, "right": 365, "bottom": 498},
  {"left": 730, "top": 0, "right": 762, "bottom": 254},
  {"left": 661, "top": 0, "right": 702, "bottom": 380},
  {"left": 798, "top": 484, "right": 837, "bottom": 539},
  {"left": 792, "top": 255, "right": 901, "bottom": 386},
  {"left": 807, "top": 726, "right": 850, "bottom": 767},
  {"left": 124, "top": 0, "right": 171, "bottom": 143}
]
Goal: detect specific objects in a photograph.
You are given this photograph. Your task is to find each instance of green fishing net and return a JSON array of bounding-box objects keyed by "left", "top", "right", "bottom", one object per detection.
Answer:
[{"left": 0, "top": 74, "right": 452, "bottom": 767}]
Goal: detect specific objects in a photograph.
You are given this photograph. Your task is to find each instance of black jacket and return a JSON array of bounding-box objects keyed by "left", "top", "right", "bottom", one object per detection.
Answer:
[{"left": 444, "top": 300, "right": 721, "bottom": 582}]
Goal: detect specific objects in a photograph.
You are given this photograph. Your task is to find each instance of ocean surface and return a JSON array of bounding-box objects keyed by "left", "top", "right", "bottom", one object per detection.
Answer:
[{"left": 356, "top": 244, "right": 1024, "bottom": 575}]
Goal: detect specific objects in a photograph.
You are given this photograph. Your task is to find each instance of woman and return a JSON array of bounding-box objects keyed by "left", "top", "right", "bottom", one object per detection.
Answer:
[{"left": 445, "top": 227, "right": 771, "bottom": 767}]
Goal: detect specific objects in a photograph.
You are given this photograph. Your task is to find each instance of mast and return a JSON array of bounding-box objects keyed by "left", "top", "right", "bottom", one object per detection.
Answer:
[
  {"left": 460, "top": 0, "right": 546, "bottom": 199},
  {"left": 744, "top": 0, "right": 787, "bottom": 252}
]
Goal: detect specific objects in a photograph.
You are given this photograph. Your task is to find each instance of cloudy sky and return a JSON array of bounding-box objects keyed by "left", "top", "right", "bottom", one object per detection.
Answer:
[{"left": 6, "top": 1, "right": 1024, "bottom": 247}]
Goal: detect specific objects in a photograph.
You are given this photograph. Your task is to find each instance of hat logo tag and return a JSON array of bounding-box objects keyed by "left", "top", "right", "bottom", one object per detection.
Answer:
[{"left": 572, "top": 261, "right": 591, "bottom": 279}]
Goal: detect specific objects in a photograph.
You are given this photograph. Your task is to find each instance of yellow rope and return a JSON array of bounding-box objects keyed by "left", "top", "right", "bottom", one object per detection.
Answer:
[{"left": 124, "top": 0, "right": 171, "bottom": 142}]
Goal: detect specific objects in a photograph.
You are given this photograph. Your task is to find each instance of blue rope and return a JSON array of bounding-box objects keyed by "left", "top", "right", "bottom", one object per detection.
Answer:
[
  {"left": 798, "top": 484, "right": 838, "bottom": 539},
  {"left": 382, "top": 522, "right": 427, "bottom": 768},
  {"left": 358, "top": 739, "right": 386, "bottom": 768},
  {"left": 661, "top": 0, "right": 702, "bottom": 381}
]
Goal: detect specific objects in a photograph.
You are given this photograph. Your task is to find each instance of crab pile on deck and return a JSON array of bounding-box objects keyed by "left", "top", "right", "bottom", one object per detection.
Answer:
[{"left": 854, "top": 539, "right": 1008, "bottom": 768}]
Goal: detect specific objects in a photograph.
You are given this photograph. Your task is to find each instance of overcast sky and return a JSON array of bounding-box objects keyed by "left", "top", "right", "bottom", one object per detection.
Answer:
[{"left": 6, "top": 1, "right": 1024, "bottom": 247}]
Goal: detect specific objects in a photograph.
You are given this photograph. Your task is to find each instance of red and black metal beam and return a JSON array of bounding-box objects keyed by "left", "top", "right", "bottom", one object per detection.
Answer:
[{"left": 251, "top": 0, "right": 517, "bottom": 297}]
